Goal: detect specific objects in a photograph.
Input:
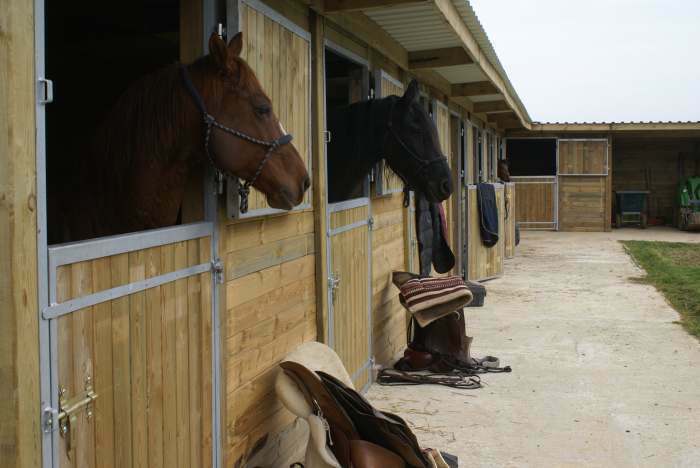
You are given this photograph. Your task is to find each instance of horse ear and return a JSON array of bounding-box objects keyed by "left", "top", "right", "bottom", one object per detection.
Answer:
[
  {"left": 228, "top": 32, "right": 243, "bottom": 57},
  {"left": 402, "top": 79, "right": 420, "bottom": 104},
  {"left": 209, "top": 32, "right": 228, "bottom": 70}
]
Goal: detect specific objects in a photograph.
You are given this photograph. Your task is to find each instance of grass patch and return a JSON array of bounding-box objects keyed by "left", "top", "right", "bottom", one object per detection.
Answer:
[{"left": 622, "top": 241, "right": 700, "bottom": 339}]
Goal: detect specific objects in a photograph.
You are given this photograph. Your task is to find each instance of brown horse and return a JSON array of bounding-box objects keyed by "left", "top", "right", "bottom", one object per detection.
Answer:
[
  {"left": 498, "top": 159, "right": 511, "bottom": 182},
  {"left": 49, "top": 32, "right": 309, "bottom": 243}
]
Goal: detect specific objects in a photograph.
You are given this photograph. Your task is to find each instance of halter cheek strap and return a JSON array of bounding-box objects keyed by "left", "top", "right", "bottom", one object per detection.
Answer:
[{"left": 179, "top": 65, "right": 293, "bottom": 213}]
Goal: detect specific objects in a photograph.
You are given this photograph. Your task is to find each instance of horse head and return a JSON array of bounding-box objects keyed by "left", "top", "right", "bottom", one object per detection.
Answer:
[
  {"left": 383, "top": 80, "right": 452, "bottom": 203},
  {"left": 205, "top": 32, "right": 310, "bottom": 210}
]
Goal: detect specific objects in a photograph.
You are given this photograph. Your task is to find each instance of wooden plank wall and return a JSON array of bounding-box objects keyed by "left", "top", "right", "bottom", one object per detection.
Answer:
[
  {"left": 376, "top": 73, "right": 405, "bottom": 195},
  {"left": 512, "top": 177, "right": 557, "bottom": 229},
  {"left": 434, "top": 101, "right": 452, "bottom": 250},
  {"left": 558, "top": 140, "right": 609, "bottom": 232},
  {"left": 0, "top": 1, "right": 41, "bottom": 466},
  {"left": 239, "top": 2, "right": 312, "bottom": 213},
  {"left": 330, "top": 206, "right": 370, "bottom": 389},
  {"left": 54, "top": 239, "right": 213, "bottom": 468},
  {"left": 558, "top": 176, "right": 607, "bottom": 232},
  {"left": 613, "top": 138, "right": 700, "bottom": 223},
  {"left": 504, "top": 182, "right": 516, "bottom": 258},
  {"left": 371, "top": 194, "right": 409, "bottom": 367},
  {"left": 223, "top": 2, "right": 317, "bottom": 465},
  {"left": 466, "top": 185, "right": 505, "bottom": 280}
]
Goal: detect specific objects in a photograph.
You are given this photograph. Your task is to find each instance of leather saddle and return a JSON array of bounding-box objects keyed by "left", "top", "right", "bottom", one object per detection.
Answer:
[{"left": 280, "top": 360, "right": 431, "bottom": 468}]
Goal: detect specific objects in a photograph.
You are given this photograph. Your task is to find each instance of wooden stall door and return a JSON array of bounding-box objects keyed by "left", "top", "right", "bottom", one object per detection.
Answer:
[
  {"left": 325, "top": 42, "right": 372, "bottom": 391},
  {"left": 512, "top": 176, "right": 557, "bottom": 230},
  {"left": 466, "top": 185, "right": 504, "bottom": 280},
  {"left": 558, "top": 140, "right": 609, "bottom": 232},
  {"left": 328, "top": 204, "right": 371, "bottom": 390},
  {"left": 50, "top": 233, "right": 213, "bottom": 468}
]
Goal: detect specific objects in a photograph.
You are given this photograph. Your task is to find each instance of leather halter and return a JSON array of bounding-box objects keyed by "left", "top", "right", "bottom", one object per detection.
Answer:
[
  {"left": 180, "top": 65, "right": 293, "bottom": 213},
  {"left": 383, "top": 97, "right": 448, "bottom": 207}
]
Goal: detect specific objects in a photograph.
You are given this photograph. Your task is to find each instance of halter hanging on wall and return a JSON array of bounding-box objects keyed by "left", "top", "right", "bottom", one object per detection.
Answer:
[{"left": 179, "top": 65, "right": 293, "bottom": 213}]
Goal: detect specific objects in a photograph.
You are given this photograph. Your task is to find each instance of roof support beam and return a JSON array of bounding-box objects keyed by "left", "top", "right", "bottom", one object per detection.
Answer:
[
  {"left": 323, "top": 0, "right": 428, "bottom": 12},
  {"left": 432, "top": 0, "right": 530, "bottom": 129},
  {"left": 473, "top": 100, "right": 510, "bottom": 113},
  {"left": 451, "top": 81, "right": 499, "bottom": 97},
  {"left": 487, "top": 111, "right": 517, "bottom": 123},
  {"left": 408, "top": 47, "right": 473, "bottom": 69},
  {"left": 496, "top": 119, "right": 523, "bottom": 130}
]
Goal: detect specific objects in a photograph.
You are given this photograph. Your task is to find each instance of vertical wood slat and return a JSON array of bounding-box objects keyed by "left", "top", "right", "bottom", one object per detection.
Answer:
[
  {"left": 199, "top": 237, "right": 213, "bottom": 468},
  {"left": 111, "top": 253, "right": 132, "bottom": 468},
  {"left": 129, "top": 250, "right": 148, "bottom": 468},
  {"left": 174, "top": 241, "right": 191, "bottom": 468},
  {"left": 187, "top": 240, "right": 203, "bottom": 468},
  {"left": 57, "top": 266, "right": 74, "bottom": 468},
  {"left": 160, "top": 244, "right": 178, "bottom": 468},
  {"left": 93, "top": 257, "right": 115, "bottom": 468},
  {"left": 145, "top": 247, "right": 164, "bottom": 468},
  {"left": 71, "top": 261, "right": 96, "bottom": 468}
]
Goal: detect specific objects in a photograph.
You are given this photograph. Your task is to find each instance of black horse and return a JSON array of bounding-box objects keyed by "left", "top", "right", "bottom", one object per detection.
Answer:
[{"left": 327, "top": 80, "right": 452, "bottom": 203}]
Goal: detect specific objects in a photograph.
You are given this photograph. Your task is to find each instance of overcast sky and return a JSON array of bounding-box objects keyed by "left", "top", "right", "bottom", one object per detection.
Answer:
[{"left": 469, "top": 0, "right": 700, "bottom": 123}]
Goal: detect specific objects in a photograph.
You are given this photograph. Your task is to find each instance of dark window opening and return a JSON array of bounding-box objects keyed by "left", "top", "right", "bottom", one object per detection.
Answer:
[
  {"left": 506, "top": 138, "right": 557, "bottom": 176},
  {"left": 46, "top": 0, "right": 183, "bottom": 243},
  {"left": 325, "top": 48, "right": 368, "bottom": 202}
]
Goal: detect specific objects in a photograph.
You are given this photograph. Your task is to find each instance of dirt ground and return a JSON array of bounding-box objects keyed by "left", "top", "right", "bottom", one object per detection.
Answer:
[{"left": 367, "top": 227, "right": 700, "bottom": 468}]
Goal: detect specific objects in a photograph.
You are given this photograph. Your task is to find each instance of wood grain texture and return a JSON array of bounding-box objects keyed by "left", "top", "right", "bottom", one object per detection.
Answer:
[
  {"left": 466, "top": 185, "right": 505, "bottom": 280},
  {"left": 512, "top": 177, "right": 557, "bottom": 230},
  {"left": 0, "top": 1, "right": 41, "bottom": 466},
  {"left": 558, "top": 176, "right": 607, "bottom": 232},
  {"left": 240, "top": 3, "right": 312, "bottom": 213},
  {"left": 53, "top": 242, "right": 212, "bottom": 468},
  {"left": 375, "top": 72, "right": 405, "bottom": 196},
  {"left": 504, "top": 183, "right": 517, "bottom": 258}
]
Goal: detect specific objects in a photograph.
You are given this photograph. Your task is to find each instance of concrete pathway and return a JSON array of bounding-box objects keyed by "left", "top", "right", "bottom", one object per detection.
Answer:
[{"left": 367, "top": 228, "right": 700, "bottom": 468}]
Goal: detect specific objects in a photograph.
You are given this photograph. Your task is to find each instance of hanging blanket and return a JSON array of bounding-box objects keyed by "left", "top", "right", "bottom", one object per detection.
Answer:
[
  {"left": 476, "top": 183, "right": 499, "bottom": 247},
  {"left": 415, "top": 192, "right": 455, "bottom": 276}
]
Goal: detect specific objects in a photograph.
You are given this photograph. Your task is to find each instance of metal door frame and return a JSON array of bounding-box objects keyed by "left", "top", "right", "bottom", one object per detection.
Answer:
[
  {"left": 323, "top": 39, "right": 373, "bottom": 390},
  {"left": 35, "top": 2, "right": 223, "bottom": 466},
  {"left": 504, "top": 136, "right": 560, "bottom": 231}
]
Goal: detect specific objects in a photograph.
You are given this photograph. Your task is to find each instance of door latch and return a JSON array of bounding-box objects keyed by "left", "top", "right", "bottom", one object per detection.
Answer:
[
  {"left": 328, "top": 272, "right": 340, "bottom": 303},
  {"left": 57, "top": 376, "right": 98, "bottom": 460},
  {"left": 211, "top": 258, "right": 224, "bottom": 284}
]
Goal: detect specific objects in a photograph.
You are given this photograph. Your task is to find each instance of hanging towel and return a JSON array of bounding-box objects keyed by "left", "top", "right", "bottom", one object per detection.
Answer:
[{"left": 476, "top": 183, "right": 499, "bottom": 247}]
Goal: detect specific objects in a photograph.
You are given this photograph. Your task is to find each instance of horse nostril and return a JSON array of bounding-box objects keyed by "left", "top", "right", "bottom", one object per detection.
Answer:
[
  {"left": 302, "top": 175, "right": 311, "bottom": 192},
  {"left": 441, "top": 180, "right": 451, "bottom": 195}
]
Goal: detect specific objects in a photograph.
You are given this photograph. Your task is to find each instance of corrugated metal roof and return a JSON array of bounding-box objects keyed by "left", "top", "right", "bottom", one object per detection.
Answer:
[
  {"left": 364, "top": 2, "right": 531, "bottom": 124},
  {"left": 455, "top": 1, "right": 531, "bottom": 123}
]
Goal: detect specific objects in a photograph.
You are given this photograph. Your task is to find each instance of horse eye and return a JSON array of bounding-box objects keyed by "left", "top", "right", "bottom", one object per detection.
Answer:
[{"left": 255, "top": 105, "right": 271, "bottom": 116}]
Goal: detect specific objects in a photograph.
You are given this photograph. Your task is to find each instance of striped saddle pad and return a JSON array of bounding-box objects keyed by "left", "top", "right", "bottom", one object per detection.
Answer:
[{"left": 398, "top": 275, "right": 473, "bottom": 327}]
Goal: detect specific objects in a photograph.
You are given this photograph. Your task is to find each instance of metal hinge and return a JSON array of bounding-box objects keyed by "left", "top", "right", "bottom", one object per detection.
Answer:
[
  {"left": 368, "top": 216, "right": 375, "bottom": 231},
  {"left": 369, "top": 88, "right": 375, "bottom": 100},
  {"left": 460, "top": 127, "right": 465, "bottom": 137},
  {"left": 38, "top": 78, "right": 53, "bottom": 104},
  {"left": 323, "top": 130, "right": 332, "bottom": 143},
  {"left": 211, "top": 258, "right": 224, "bottom": 284},
  {"left": 328, "top": 271, "right": 340, "bottom": 303},
  {"left": 214, "top": 171, "right": 224, "bottom": 195}
]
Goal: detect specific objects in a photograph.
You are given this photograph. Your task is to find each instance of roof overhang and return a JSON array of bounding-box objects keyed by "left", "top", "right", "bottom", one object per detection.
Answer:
[{"left": 318, "top": 0, "right": 532, "bottom": 130}]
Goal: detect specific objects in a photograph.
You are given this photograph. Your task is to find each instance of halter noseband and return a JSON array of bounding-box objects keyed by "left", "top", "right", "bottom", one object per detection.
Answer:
[
  {"left": 383, "top": 97, "right": 448, "bottom": 207},
  {"left": 180, "top": 65, "right": 293, "bottom": 213}
]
